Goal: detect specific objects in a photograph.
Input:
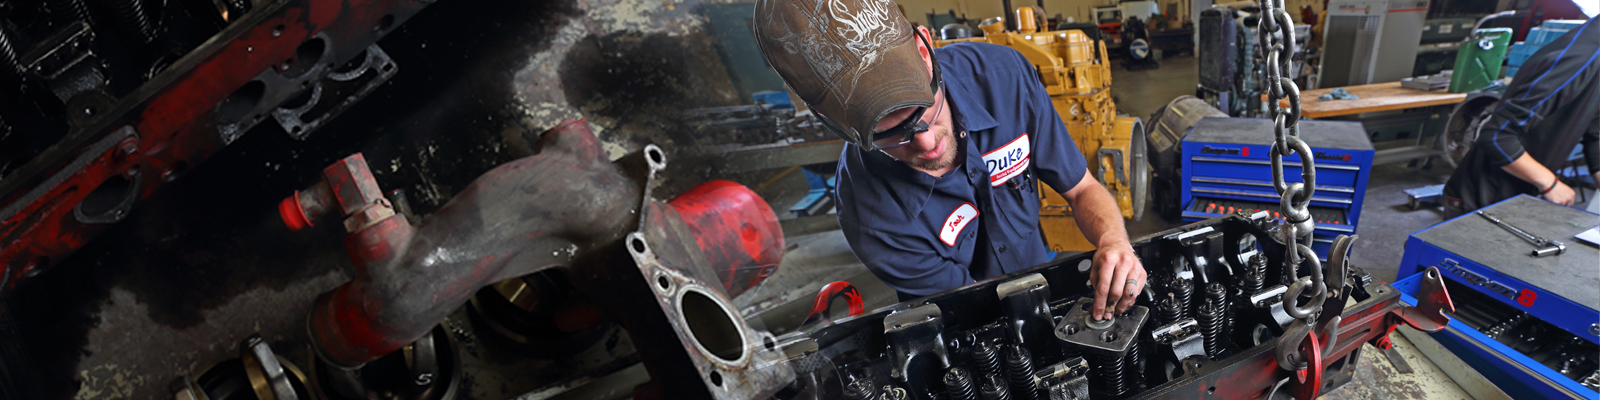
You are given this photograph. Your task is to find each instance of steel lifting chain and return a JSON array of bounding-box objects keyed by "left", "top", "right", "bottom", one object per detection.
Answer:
[{"left": 1255, "top": 0, "right": 1326, "bottom": 373}]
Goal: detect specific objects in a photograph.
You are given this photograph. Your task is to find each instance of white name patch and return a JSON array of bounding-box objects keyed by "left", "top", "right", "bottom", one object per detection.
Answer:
[
  {"left": 940, "top": 203, "right": 979, "bottom": 246},
  {"left": 982, "top": 134, "right": 1031, "bottom": 187}
]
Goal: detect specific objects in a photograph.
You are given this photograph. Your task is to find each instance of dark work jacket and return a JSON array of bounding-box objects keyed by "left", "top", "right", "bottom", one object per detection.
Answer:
[
  {"left": 835, "top": 42, "right": 1089, "bottom": 300},
  {"left": 1444, "top": 17, "right": 1600, "bottom": 211}
]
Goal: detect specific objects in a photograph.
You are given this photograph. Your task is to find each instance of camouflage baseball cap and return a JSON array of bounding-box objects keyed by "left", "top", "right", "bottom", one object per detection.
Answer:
[{"left": 752, "top": 0, "right": 937, "bottom": 148}]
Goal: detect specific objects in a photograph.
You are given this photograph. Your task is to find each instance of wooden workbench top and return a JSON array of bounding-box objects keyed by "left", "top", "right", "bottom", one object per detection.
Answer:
[{"left": 1269, "top": 82, "right": 1468, "bottom": 119}]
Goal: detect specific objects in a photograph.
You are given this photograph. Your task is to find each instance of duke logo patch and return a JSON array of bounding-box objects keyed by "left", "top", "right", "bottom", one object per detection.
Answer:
[
  {"left": 940, "top": 203, "right": 979, "bottom": 246},
  {"left": 982, "top": 134, "right": 1031, "bottom": 187}
]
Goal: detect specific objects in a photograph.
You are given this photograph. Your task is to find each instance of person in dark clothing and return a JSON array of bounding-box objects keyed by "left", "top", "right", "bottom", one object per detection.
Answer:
[{"left": 1443, "top": 17, "right": 1600, "bottom": 214}]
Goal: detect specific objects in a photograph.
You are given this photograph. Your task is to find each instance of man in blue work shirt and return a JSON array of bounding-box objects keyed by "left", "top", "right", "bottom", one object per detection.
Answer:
[{"left": 753, "top": 0, "right": 1146, "bottom": 320}]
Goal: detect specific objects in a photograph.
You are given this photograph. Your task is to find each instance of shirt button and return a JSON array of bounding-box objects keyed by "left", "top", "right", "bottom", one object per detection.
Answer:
[
  {"left": 998, "top": 245, "right": 1008, "bottom": 253},
  {"left": 968, "top": 169, "right": 980, "bottom": 179}
]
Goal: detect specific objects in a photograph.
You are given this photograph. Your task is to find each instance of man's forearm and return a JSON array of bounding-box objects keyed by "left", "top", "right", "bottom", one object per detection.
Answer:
[
  {"left": 1502, "top": 153, "right": 1560, "bottom": 189},
  {"left": 1062, "top": 182, "right": 1131, "bottom": 248}
]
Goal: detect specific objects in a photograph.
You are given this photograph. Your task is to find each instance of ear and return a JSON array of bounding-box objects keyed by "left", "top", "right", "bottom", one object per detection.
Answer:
[{"left": 916, "top": 25, "right": 934, "bottom": 78}]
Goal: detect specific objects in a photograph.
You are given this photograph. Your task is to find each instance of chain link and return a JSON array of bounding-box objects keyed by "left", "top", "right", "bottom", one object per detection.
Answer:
[{"left": 1254, "top": 0, "right": 1326, "bottom": 373}]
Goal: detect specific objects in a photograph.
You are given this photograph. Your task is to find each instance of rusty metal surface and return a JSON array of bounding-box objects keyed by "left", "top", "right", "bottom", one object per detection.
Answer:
[{"left": 1, "top": 0, "right": 797, "bottom": 397}]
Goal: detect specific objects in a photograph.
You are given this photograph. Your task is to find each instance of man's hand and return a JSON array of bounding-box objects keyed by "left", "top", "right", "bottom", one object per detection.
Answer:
[
  {"left": 1090, "top": 240, "right": 1146, "bottom": 321},
  {"left": 1544, "top": 180, "right": 1576, "bottom": 206}
]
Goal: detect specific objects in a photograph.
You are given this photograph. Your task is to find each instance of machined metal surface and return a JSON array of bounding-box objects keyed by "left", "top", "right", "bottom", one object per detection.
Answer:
[{"left": 1057, "top": 299, "right": 1148, "bottom": 355}]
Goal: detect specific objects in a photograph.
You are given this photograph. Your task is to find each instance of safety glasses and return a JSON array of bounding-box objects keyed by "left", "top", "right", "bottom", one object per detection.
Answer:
[{"left": 867, "top": 84, "right": 944, "bottom": 150}]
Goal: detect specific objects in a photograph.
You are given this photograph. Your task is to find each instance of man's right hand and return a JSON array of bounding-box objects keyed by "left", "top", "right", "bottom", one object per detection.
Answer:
[{"left": 1545, "top": 180, "right": 1576, "bottom": 206}]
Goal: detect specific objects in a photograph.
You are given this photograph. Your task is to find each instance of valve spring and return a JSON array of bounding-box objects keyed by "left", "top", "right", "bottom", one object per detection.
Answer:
[
  {"left": 107, "top": 0, "right": 158, "bottom": 43},
  {"left": 0, "top": 26, "right": 19, "bottom": 77},
  {"left": 1122, "top": 335, "right": 1145, "bottom": 391},
  {"left": 972, "top": 341, "right": 1003, "bottom": 378},
  {"left": 1170, "top": 277, "right": 1195, "bottom": 318},
  {"left": 1239, "top": 269, "right": 1265, "bottom": 300},
  {"left": 1004, "top": 345, "right": 1039, "bottom": 400},
  {"left": 1060, "top": 341, "right": 1081, "bottom": 361},
  {"left": 978, "top": 373, "right": 1012, "bottom": 400},
  {"left": 1197, "top": 299, "right": 1226, "bottom": 359},
  {"left": 944, "top": 368, "right": 978, "bottom": 400},
  {"left": 1087, "top": 350, "right": 1130, "bottom": 396},
  {"left": 1248, "top": 254, "right": 1268, "bottom": 276},
  {"left": 1205, "top": 282, "right": 1233, "bottom": 337},
  {"left": 844, "top": 377, "right": 878, "bottom": 400},
  {"left": 1157, "top": 296, "right": 1182, "bottom": 325},
  {"left": 46, "top": 0, "right": 93, "bottom": 28},
  {"left": 1205, "top": 282, "right": 1228, "bottom": 305}
]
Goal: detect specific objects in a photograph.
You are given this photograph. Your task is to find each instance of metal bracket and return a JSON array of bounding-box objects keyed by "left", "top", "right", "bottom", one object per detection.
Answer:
[
  {"left": 1392, "top": 267, "right": 1454, "bottom": 333},
  {"left": 1251, "top": 285, "right": 1294, "bottom": 329},
  {"left": 884, "top": 303, "right": 951, "bottom": 395},
  {"left": 1152, "top": 319, "right": 1206, "bottom": 363},
  {"left": 997, "top": 273, "right": 1055, "bottom": 349},
  {"left": 20, "top": 22, "right": 95, "bottom": 82},
  {"left": 1097, "top": 148, "right": 1127, "bottom": 187},
  {"left": 1038, "top": 357, "right": 1092, "bottom": 400},
  {"left": 241, "top": 335, "right": 298, "bottom": 400}
]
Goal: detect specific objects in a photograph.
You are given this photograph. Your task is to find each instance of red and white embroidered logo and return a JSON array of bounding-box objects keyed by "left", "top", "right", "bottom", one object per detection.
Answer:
[
  {"left": 982, "top": 134, "right": 1031, "bottom": 187},
  {"left": 940, "top": 203, "right": 979, "bottom": 246}
]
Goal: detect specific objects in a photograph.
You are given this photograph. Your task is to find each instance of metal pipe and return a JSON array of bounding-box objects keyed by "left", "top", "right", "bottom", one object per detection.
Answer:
[{"left": 297, "top": 119, "right": 783, "bottom": 367}]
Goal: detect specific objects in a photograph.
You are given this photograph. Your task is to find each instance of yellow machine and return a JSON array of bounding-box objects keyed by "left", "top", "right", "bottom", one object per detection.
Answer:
[{"left": 936, "top": 8, "right": 1148, "bottom": 252}]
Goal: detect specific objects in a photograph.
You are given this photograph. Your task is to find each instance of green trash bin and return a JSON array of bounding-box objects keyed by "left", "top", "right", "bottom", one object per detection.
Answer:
[{"left": 1448, "top": 28, "right": 1514, "bottom": 93}]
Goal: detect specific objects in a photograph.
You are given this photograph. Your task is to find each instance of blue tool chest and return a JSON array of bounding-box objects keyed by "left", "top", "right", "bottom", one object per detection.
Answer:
[
  {"left": 1180, "top": 117, "right": 1373, "bottom": 259},
  {"left": 1395, "top": 195, "right": 1600, "bottom": 398}
]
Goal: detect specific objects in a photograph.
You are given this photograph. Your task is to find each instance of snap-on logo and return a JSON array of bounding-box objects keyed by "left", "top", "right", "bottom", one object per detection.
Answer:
[
  {"left": 1200, "top": 146, "right": 1247, "bottom": 156},
  {"left": 1314, "top": 151, "right": 1351, "bottom": 162},
  {"left": 940, "top": 203, "right": 979, "bottom": 246},
  {"left": 983, "top": 134, "right": 1031, "bottom": 187}
]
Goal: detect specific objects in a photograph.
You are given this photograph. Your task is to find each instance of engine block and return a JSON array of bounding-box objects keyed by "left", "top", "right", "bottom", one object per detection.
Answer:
[{"left": 775, "top": 212, "right": 1454, "bottom": 400}]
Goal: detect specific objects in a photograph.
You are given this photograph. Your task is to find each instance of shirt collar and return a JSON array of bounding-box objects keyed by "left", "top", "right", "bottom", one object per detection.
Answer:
[{"left": 939, "top": 51, "right": 998, "bottom": 133}]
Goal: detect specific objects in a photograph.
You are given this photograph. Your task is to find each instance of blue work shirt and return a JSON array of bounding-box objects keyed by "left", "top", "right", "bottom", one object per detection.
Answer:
[{"left": 835, "top": 42, "right": 1089, "bottom": 299}]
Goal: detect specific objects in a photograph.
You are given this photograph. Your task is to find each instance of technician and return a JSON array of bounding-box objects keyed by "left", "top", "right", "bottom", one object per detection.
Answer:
[
  {"left": 752, "top": 0, "right": 1146, "bottom": 320},
  {"left": 1443, "top": 17, "right": 1599, "bottom": 214}
]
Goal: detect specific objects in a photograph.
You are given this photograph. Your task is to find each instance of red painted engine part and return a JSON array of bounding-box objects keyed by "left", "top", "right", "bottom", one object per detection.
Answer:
[
  {"left": 0, "top": 0, "right": 428, "bottom": 295},
  {"left": 297, "top": 119, "right": 785, "bottom": 367},
  {"left": 668, "top": 179, "right": 783, "bottom": 298}
]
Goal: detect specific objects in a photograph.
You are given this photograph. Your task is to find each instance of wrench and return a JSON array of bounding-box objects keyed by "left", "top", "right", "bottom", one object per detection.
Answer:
[{"left": 1477, "top": 211, "right": 1566, "bottom": 257}]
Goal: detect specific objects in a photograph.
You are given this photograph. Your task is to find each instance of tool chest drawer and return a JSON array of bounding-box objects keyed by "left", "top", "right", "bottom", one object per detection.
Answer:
[
  {"left": 1394, "top": 272, "right": 1600, "bottom": 399},
  {"left": 1179, "top": 117, "right": 1372, "bottom": 260}
]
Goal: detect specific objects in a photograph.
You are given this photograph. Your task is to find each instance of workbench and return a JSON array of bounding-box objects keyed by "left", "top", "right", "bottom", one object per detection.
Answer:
[
  {"left": 1269, "top": 82, "right": 1471, "bottom": 166},
  {"left": 1282, "top": 82, "right": 1468, "bottom": 119}
]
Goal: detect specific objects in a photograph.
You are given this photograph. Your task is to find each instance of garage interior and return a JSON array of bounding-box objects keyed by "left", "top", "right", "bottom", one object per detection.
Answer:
[{"left": 0, "top": 0, "right": 1595, "bottom": 399}]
